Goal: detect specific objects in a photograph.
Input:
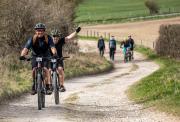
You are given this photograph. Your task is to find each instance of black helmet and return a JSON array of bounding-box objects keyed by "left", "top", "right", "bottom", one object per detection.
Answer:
[
  {"left": 51, "top": 29, "right": 61, "bottom": 37},
  {"left": 34, "top": 23, "right": 46, "bottom": 30}
]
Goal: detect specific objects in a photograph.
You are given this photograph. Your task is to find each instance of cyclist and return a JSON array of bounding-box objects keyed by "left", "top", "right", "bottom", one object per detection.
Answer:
[
  {"left": 127, "top": 35, "right": 135, "bottom": 59},
  {"left": 97, "top": 36, "right": 105, "bottom": 57},
  {"left": 50, "top": 27, "right": 81, "bottom": 92},
  {"left": 120, "top": 38, "right": 131, "bottom": 62},
  {"left": 19, "top": 23, "right": 57, "bottom": 95},
  {"left": 109, "top": 36, "right": 116, "bottom": 61}
]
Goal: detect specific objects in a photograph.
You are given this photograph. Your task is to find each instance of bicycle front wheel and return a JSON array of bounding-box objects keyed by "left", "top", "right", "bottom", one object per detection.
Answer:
[
  {"left": 52, "top": 72, "right": 59, "bottom": 104},
  {"left": 37, "top": 73, "right": 42, "bottom": 110}
]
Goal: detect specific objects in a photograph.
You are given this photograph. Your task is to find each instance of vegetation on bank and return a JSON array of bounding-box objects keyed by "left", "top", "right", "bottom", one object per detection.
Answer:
[
  {"left": 0, "top": 52, "right": 113, "bottom": 102},
  {"left": 65, "top": 53, "right": 113, "bottom": 78},
  {"left": 75, "top": 0, "right": 180, "bottom": 24},
  {"left": 127, "top": 46, "right": 180, "bottom": 116}
]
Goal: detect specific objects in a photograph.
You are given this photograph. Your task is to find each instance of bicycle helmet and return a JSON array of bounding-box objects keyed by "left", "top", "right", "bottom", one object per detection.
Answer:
[
  {"left": 51, "top": 29, "right": 61, "bottom": 37},
  {"left": 34, "top": 23, "right": 46, "bottom": 30}
]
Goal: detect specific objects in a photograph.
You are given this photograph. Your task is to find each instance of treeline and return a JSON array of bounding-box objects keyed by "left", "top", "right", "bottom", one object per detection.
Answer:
[{"left": 0, "top": 0, "right": 82, "bottom": 57}]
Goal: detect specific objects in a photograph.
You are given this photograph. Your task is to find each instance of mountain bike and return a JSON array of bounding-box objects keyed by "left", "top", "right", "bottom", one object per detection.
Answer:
[
  {"left": 21, "top": 56, "right": 47, "bottom": 110},
  {"left": 50, "top": 56, "right": 69, "bottom": 105}
]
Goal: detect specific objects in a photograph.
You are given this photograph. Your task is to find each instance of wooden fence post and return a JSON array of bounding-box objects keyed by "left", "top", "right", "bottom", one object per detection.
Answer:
[
  {"left": 153, "top": 41, "right": 155, "bottom": 49},
  {"left": 87, "top": 30, "right": 89, "bottom": 37}
]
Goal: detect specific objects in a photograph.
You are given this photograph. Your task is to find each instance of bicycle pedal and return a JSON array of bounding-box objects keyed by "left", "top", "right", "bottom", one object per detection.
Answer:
[{"left": 41, "top": 90, "right": 46, "bottom": 94}]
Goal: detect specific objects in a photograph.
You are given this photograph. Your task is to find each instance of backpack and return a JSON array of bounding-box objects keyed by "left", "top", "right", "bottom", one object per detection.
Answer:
[
  {"left": 109, "top": 40, "right": 115, "bottom": 48},
  {"left": 99, "top": 39, "right": 104, "bottom": 48},
  {"left": 32, "top": 34, "right": 48, "bottom": 45}
]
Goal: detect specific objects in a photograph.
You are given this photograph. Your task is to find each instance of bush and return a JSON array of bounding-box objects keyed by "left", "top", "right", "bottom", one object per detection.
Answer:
[
  {"left": 155, "top": 24, "right": 180, "bottom": 59},
  {"left": 145, "top": 0, "right": 160, "bottom": 14}
]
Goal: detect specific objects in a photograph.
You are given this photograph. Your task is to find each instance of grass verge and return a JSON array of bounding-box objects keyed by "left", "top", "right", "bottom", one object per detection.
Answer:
[
  {"left": 0, "top": 54, "right": 32, "bottom": 103},
  {"left": 127, "top": 46, "right": 180, "bottom": 116},
  {"left": 0, "top": 52, "right": 113, "bottom": 102}
]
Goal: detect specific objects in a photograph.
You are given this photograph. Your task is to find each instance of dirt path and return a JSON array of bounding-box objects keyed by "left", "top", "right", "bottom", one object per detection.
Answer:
[
  {"left": 0, "top": 40, "right": 179, "bottom": 122},
  {"left": 79, "top": 17, "right": 180, "bottom": 48}
]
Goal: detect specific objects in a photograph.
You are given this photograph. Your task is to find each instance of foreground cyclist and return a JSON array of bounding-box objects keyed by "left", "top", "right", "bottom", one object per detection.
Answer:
[
  {"left": 51, "top": 27, "right": 81, "bottom": 92},
  {"left": 19, "top": 23, "right": 57, "bottom": 95}
]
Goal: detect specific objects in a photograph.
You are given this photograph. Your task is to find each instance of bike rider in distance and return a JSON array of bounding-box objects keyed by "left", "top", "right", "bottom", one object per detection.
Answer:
[
  {"left": 19, "top": 23, "right": 57, "bottom": 95},
  {"left": 127, "top": 35, "right": 135, "bottom": 59},
  {"left": 50, "top": 27, "right": 81, "bottom": 92},
  {"left": 120, "top": 38, "right": 131, "bottom": 63},
  {"left": 97, "top": 36, "right": 105, "bottom": 57},
  {"left": 109, "top": 36, "right": 116, "bottom": 61}
]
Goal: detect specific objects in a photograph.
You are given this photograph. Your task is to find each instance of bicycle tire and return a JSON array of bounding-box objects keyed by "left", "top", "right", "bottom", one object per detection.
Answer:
[
  {"left": 37, "top": 73, "right": 42, "bottom": 110},
  {"left": 52, "top": 72, "right": 59, "bottom": 104},
  {"left": 42, "top": 93, "right": 45, "bottom": 108}
]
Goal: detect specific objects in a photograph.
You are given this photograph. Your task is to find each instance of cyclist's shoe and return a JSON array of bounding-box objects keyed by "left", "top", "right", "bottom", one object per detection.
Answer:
[
  {"left": 46, "top": 84, "right": 52, "bottom": 95},
  {"left": 31, "top": 83, "right": 37, "bottom": 95},
  {"left": 60, "top": 85, "right": 66, "bottom": 92},
  {"left": 46, "top": 88, "right": 52, "bottom": 95},
  {"left": 31, "top": 90, "right": 37, "bottom": 95}
]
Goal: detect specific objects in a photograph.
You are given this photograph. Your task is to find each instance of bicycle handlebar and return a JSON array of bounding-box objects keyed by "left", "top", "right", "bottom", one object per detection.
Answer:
[{"left": 20, "top": 56, "right": 70, "bottom": 62}]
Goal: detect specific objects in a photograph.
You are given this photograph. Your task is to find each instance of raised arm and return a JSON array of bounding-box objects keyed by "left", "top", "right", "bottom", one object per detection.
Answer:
[{"left": 65, "top": 27, "right": 81, "bottom": 43}]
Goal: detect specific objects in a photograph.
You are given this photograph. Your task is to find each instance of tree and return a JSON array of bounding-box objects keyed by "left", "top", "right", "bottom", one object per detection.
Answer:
[{"left": 145, "top": 0, "right": 160, "bottom": 14}]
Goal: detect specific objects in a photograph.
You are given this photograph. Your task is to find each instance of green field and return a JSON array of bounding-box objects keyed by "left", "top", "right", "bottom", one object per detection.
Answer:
[{"left": 75, "top": 0, "right": 180, "bottom": 24}]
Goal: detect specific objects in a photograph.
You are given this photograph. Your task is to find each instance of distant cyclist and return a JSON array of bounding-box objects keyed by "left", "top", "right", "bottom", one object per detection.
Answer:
[
  {"left": 120, "top": 38, "right": 131, "bottom": 62},
  {"left": 127, "top": 35, "right": 134, "bottom": 59},
  {"left": 50, "top": 27, "right": 81, "bottom": 92},
  {"left": 109, "top": 36, "right": 116, "bottom": 61},
  {"left": 19, "top": 23, "right": 57, "bottom": 95},
  {"left": 97, "top": 36, "right": 105, "bottom": 57}
]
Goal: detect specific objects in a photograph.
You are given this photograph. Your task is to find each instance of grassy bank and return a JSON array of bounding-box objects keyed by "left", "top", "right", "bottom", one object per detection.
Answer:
[
  {"left": 0, "top": 53, "right": 113, "bottom": 102},
  {"left": 75, "top": 0, "right": 180, "bottom": 24},
  {"left": 65, "top": 52, "right": 113, "bottom": 78},
  {"left": 127, "top": 46, "right": 180, "bottom": 116},
  {"left": 0, "top": 54, "right": 32, "bottom": 103}
]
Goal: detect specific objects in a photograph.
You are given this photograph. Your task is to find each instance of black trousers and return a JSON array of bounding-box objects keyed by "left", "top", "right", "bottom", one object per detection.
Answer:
[
  {"left": 99, "top": 47, "right": 104, "bottom": 57},
  {"left": 109, "top": 48, "right": 115, "bottom": 61}
]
